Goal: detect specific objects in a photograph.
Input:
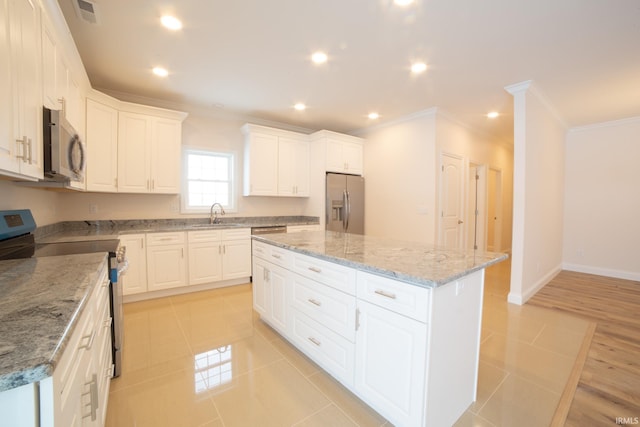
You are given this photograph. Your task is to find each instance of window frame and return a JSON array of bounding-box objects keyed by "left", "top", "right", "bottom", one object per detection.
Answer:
[{"left": 181, "top": 147, "right": 237, "bottom": 214}]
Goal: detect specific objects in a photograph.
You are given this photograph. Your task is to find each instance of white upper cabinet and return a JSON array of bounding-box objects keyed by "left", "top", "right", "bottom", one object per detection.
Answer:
[
  {"left": 242, "top": 124, "right": 309, "bottom": 197},
  {"left": 117, "top": 111, "right": 151, "bottom": 193},
  {"left": 243, "top": 129, "right": 279, "bottom": 196},
  {"left": 278, "top": 136, "right": 309, "bottom": 197},
  {"left": 312, "top": 131, "right": 364, "bottom": 175},
  {"left": 86, "top": 97, "right": 118, "bottom": 192},
  {"left": 117, "top": 107, "right": 185, "bottom": 194},
  {"left": 0, "top": 0, "right": 42, "bottom": 180}
]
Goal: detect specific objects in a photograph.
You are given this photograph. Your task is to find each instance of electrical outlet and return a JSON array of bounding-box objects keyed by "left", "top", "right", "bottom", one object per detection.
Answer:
[
  {"left": 89, "top": 204, "right": 98, "bottom": 214},
  {"left": 170, "top": 202, "right": 179, "bottom": 213}
]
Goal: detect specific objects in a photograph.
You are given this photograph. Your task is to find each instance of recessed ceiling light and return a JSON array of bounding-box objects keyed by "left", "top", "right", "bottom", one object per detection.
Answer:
[
  {"left": 311, "top": 51, "right": 328, "bottom": 64},
  {"left": 487, "top": 111, "right": 499, "bottom": 119},
  {"left": 294, "top": 103, "right": 306, "bottom": 111},
  {"left": 160, "top": 15, "right": 182, "bottom": 31},
  {"left": 152, "top": 67, "right": 169, "bottom": 77},
  {"left": 411, "top": 62, "right": 427, "bottom": 74},
  {"left": 368, "top": 112, "right": 380, "bottom": 120},
  {"left": 394, "top": 0, "right": 415, "bottom": 6}
]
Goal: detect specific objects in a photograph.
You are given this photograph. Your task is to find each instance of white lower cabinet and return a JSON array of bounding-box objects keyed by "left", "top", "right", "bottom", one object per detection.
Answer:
[
  {"left": 188, "top": 228, "right": 251, "bottom": 286},
  {"left": 146, "top": 232, "right": 187, "bottom": 291},
  {"left": 252, "top": 255, "right": 289, "bottom": 334},
  {"left": 252, "top": 242, "right": 485, "bottom": 427},
  {"left": 354, "top": 299, "right": 427, "bottom": 426},
  {"left": 39, "top": 263, "right": 113, "bottom": 427},
  {"left": 120, "top": 234, "right": 147, "bottom": 295}
]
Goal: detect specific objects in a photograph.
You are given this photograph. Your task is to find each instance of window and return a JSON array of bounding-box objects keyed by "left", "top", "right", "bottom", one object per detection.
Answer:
[{"left": 182, "top": 148, "right": 235, "bottom": 212}]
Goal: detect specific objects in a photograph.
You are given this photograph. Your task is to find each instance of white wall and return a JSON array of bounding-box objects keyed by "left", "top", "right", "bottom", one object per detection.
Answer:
[
  {"left": 436, "top": 114, "right": 514, "bottom": 252},
  {"left": 359, "top": 111, "right": 438, "bottom": 243},
  {"left": 0, "top": 181, "right": 60, "bottom": 226},
  {"left": 563, "top": 117, "right": 640, "bottom": 280},
  {"left": 507, "top": 81, "right": 566, "bottom": 305}
]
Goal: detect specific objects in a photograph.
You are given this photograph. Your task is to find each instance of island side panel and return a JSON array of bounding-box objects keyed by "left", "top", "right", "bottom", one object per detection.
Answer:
[{"left": 425, "top": 269, "right": 485, "bottom": 426}]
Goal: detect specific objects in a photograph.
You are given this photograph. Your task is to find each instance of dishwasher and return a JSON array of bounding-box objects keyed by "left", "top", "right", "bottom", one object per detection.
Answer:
[{"left": 250, "top": 225, "right": 287, "bottom": 235}]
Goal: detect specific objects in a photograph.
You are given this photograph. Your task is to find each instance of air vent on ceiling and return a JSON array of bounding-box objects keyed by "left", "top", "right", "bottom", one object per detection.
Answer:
[{"left": 73, "top": 0, "right": 100, "bottom": 24}]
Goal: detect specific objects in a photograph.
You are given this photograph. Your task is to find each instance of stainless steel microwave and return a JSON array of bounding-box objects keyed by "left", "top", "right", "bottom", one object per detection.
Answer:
[{"left": 42, "top": 107, "right": 85, "bottom": 182}]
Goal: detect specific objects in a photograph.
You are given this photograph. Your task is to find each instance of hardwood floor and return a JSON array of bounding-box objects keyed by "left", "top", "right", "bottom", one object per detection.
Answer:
[{"left": 527, "top": 271, "right": 640, "bottom": 426}]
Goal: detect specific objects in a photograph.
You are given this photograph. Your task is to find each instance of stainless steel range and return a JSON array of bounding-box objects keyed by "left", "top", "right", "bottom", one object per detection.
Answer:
[{"left": 0, "top": 209, "right": 127, "bottom": 377}]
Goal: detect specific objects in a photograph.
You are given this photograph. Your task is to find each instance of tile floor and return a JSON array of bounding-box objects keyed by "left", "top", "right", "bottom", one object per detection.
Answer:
[{"left": 106, "top": 259, "right": 591, "bottom": 427}]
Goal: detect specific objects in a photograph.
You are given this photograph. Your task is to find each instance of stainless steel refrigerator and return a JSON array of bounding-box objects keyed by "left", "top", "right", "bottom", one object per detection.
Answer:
[{"left": 326, "top": 173, "right": 364, "bottom": 234}]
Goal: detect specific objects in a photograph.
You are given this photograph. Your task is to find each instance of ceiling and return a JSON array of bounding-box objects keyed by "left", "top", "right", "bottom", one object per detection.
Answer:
[{"left": 57, "top": 0, "right": 640, "bottom": 141}]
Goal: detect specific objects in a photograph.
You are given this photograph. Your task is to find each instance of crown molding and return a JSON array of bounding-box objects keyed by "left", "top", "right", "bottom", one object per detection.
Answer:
[{"left": 568, "top": 115, "right": 640, "bottom": 133}]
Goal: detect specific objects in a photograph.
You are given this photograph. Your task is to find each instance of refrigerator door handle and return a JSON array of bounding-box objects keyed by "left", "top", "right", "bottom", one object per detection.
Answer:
[
  {"left": 345, "top": 190, "right": 351, "bottom": 231},
  {"left": 342, "top": 190, "right": 348, "bottom": 231}
]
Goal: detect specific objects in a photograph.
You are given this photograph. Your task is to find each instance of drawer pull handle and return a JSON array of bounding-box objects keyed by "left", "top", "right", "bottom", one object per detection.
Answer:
[
  {"left": 308, "top": 337, "right": 321, "bottom": 346},
  {"left": 272, "top": 254, "right": 281, "bottom": 259},
  {"left": 308, "top": 298, "right": 322, "bottom": 306},
  {"left": 79, "top": 330, "right": 97, "bottom": 351},
  {"left": 82, "top": 374, "right": 98, "bottom": 421},
  {"left": 374, "top": 289, "right": 397, "bottom": 300},
  {"left": 308, "top": 267, "right": 322, "bottom": 273}
]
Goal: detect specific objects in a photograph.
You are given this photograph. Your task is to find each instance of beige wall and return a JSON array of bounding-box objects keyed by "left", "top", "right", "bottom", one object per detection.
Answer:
[
  {"left": 0, "top": 180, "right": 60, "bottom": 226},
  {"left": 359, "top": 109, "right": 513, "bottom": 247},
  {"left": 508, "top": 82, "right": 566, "bottom": 304},
  {"left": 563, "top": 117, "right": 640, "bottom": 280},
  {"left": 359, "top": 111, "right": 438, "bottom": 243},
  {"left": 436, "top": 114, "right": 514, "bottom": 252}
]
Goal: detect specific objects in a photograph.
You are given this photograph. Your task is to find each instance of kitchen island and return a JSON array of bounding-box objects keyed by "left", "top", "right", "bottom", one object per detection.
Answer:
[{"left": 252, "top": 231, "right": 507, "bottom": 427}]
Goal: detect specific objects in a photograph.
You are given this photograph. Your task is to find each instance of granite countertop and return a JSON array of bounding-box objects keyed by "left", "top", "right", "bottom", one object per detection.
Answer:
[
  {"left": 253, "top": 231, "right": 508, "bottom": 288},
  {"left": 37, "top": 216, "right": 319, "bottom": 243},
  {"left": 0, "top": 253, "right": 108, "bottom": 392}
]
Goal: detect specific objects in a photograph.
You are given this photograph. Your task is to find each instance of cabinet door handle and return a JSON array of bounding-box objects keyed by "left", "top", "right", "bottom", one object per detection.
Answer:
[
  {"left": 374, "top": 289, "right": 397, "bottom": 300},
  {"left": 308, "top": 298, "right": 322, "bottom": 307},
  {"left": 104, "top": 317, "right": 112, "bottom": 329},
  {"left": 15, "top": 137, "right": 27, "bottom": 162},
  {"left": 26, "top": 138, "right": 33, "bottom": 164},
  {"left": 308, "top": 266, "right": 321, "bottom": 273},
  {"left": 272, "top": 254, "right": 281, "bottom": 259},
  {"left": 146, "top": 179, "right": 150, "bottom": 189},
  {"left": 355, "top": 308, "right": 360, "bottom": 331},
  {"left": 79, "top": 330, "right": 96, "bottom": 351},
  {"left": 82, "top": 374, "right": 98, "bottom": 421},
  {"left": 308, "top": 337, "right": 321, "bottom": 346},
  {"left": 223, "top": 245, "right": 226, "bottom": 255}
]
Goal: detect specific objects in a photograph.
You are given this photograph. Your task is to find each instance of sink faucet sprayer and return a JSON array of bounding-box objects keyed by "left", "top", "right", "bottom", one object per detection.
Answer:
[{"left": 209, "top": 203, "right": 226, "bottom": 224}]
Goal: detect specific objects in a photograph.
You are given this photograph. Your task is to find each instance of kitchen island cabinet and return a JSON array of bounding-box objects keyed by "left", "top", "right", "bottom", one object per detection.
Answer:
[
  {"left": 0, "top": 253, "right": 111, "bottom": 426},
  {"left": 252, "top": 231, "right": 507, "bottom": 427}
]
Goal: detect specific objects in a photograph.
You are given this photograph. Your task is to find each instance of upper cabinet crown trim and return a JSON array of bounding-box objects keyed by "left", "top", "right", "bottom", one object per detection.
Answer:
[{"left": 88, "top": 89, "right": 187, "bottom": 121}]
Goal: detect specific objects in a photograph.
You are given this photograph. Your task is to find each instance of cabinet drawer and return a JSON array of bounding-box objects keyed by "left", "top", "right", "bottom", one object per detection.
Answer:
[
  {"left": 188, "top": 230, "right": 221, "bottom": 243},
  {"left": 291, "top": 274, "right": 356, "bottom": 341},
  {"left": 146, "top": 231, "right": 185, "bottom": 246},
  {"left": 357, "top": 271, "right": 431, "bottom": 323},
  {"left": 291, "top": 309, "right": 355, "bottom": 388},
  {"left": 222, "top": 228, "right": 250, "bottom": 240},
  {"left": 252, "top": 240, "right": 270, "bottom": 260},
  {"left": 287, "top": 224, "right": 321, "bottom": 233},
  {"left": 293, "top": 253, "right": 356, "bottom": 295},
  {"left": 268, "top": 245, "right": 292, "bottom": 268}
]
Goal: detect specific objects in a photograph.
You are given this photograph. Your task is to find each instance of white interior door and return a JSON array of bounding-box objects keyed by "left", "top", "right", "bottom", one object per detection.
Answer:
[
  {"left": 439, "top": 153, "right": 465, "bottom": 249},
  {"left": 466, "top": 164, "right": 487, "bottom": 251},
  {"left": 487, "top": 168, "right": 502, "bottom": 252}
]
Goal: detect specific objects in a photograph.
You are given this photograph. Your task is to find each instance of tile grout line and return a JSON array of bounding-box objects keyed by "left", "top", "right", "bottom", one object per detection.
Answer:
[{"left": 472, "top": 371, "right": 511, "bottom": 415}]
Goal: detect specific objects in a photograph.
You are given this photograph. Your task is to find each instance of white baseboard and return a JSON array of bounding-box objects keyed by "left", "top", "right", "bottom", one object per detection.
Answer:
[
  {"left": 562, "top": 263, "right": 640, "bottom": 282},
  {"left": 507, "top": 263, "right": 563, "bottom": 306},
  {"left": 123, "top": 277, "right": 251, "bottom": 303}
]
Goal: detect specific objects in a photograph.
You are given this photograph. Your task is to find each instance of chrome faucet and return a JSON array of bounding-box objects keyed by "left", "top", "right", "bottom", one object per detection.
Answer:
[{"left": 209, "top": 202, "right": 226, "bottom": 224}]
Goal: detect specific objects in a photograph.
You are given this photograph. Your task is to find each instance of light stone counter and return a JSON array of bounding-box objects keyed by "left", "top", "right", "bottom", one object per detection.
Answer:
[
  {"left": 37, "top": 216, "right": 319, "bottom": 243},
  {"left": 253, "top": 230, "right": 508, "bottom": 288},
  {"left": 0, "top": 253, "right": 108, "bottom": 392}
]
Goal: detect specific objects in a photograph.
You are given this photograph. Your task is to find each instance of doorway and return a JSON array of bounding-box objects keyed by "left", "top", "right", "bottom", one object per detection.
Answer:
[
  {"left": 438, "top": 153, "right": 465, "bottom": 249},
  {"left": 487, "top": 168, "right": 503, "bottom": 252},
  {"left": 466, "top": 163, "right": 487, "bottom": 250}
]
